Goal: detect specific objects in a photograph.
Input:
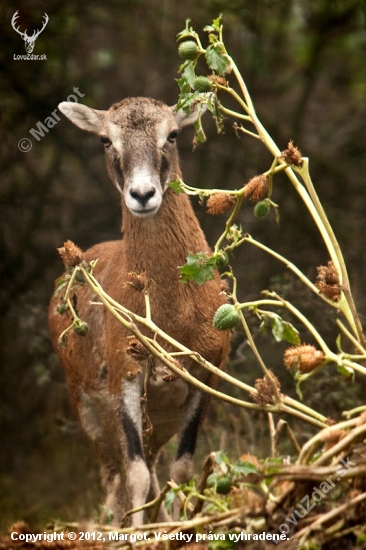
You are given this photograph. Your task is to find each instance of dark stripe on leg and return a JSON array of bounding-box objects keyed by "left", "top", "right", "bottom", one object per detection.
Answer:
[
  {"left": 119, "top": 410, "right": 144, "bottom": 460},
  {"left": 176, "top": 401, "right": 204, "bottom": 460}
]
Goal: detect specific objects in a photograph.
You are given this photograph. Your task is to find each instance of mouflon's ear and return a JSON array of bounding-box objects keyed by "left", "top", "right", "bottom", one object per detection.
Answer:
[
  {"left": 58, "top": 102, "right": 105, "bottom": 133},
  {"left": 171, "top": 102, "right": 208, "bottom": 129}
]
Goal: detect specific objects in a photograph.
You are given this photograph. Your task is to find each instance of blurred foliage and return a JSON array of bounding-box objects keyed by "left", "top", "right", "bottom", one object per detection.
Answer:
[{"left": 0, "top": 0, "right": 365, "bottom": 530}]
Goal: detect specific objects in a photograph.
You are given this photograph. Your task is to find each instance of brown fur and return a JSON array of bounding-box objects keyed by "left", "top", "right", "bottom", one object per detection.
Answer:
[{"left": 49, "top": 97, "right": 230, "bottom": 524}]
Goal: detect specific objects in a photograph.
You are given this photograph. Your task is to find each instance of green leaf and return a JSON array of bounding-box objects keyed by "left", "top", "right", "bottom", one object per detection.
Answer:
[
  {"left": 206, "top": 472, "right": 219, "bottom": 487},
  {"left": 179, "top": 252, "right": 216, "bottom": 285},
  {"left": 164, "top": 488, "right": 176, "bottom": 514},
  {"left": 182, "top": 62, "right": 196, "bottom": 87},
  {"left": 54, "top": 277, "right": 69, "bottom": 297},
  {"left": 176, "top": 74, "right": 190, "bottom": 94},
  {"left": 214, "top": 450, "right": 230, "bottom": 474},
  {"left": 193, "top": 118, "right": 206, "bottom": 144},
  {"left": 168, "top": 179, "right": 185, "bottom": 194},
  {"left": 212, "top": 250, "right": 228, "bottom": 268},
  {"left": 212, "top": 15, "right": 223, "bottom": 32},
  {"left": 259, "top": 319, "right": 267, "bottom": 335},
  {"left": 205, "top": 44, "right": 231, "bottom": 76},
  {"left": 206, "top": 93, "right": 225, "bottom": 133},
  {"left": 176, "top": 18, "right": 193, "bottom": 41},
  {"left": 232, "top": 460, "right": 259, "bottom": 477},
  {"left": 337, "top": 362, "right": 355, "bottom": 381},
  {"left": 175, "top": 86, "right": 200, "bottom": 113},
  {"left": 271, "top": 315, "right": 300, "bottom": 344},
  {"left": 204, "top": 15, "right": 223, "bottom": 35}
]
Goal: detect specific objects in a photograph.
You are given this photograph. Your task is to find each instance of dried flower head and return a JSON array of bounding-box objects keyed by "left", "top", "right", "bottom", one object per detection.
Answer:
[
  {"left": 208, "top": 74, "right": 228, "bottom": 87},
  {"left": 250, "top": 371, "right": 281, "bottom": 405},
  {"left": 127, "top": 270, "right": 147, "bottom": 291},
  {"left": 320, "top": 429, "right": 348, "bottom": 451},
  {"left": 162, "top": 361, "right": 182, "bottom": 382},
  {"left": 58, "top": 240, "right": 84, "bottom": 268},
  {"left": 315, "top": 261, "right": 341, "bottom": 302},
  {"left": 162, "top": 370, "right": 178, "bottom": 382},
  {"left": 230, "top": 485, "right": 264, "bottom": 513},
  {"left": 280, "top": 140, "right": 303, "bottom": 166},
  {"left": 125, "top": 364, "right": 142, "bottom": 380},
  {"left": 206, "top": 193, "right": 235, "bottom": 215},
  {"left": 244, "top": 175, "right": 269, "bottom": 202},
  {"left": 284, "top": 344, "right": 324, "bottom": 373},
  {"left": 126, "top": 336, "right": 150, "bottom": 362}
]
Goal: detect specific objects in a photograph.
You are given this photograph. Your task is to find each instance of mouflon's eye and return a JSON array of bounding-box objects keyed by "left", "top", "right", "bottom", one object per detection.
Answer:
[
  {"left": 167, "top": 130, "right": 178, "bottom": 143},
  {"left": 100, "top": 136, "right": 111, "bottom": 146}
]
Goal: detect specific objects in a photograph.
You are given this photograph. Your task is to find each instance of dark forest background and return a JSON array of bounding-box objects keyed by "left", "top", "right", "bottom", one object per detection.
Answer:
[{"left": 0, "top": 0, "right": 365, "bottom": 530}]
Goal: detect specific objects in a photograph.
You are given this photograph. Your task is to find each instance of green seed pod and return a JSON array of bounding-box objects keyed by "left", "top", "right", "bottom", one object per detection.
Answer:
[
  {"left": 73, "top": 320, "right": 89, "bottom": 336},
  {"left": 216, "top": 476, "right": 232, "bottom": 495},
  {"left": 57, "top": 302, "right": 67, "bottom": 315},
  {"left": 206, "top": 473, "right": 219, "bottom": 488},
  {"left": 193, "top": 76, "right": 212, "bottom": 93},
  {"left": 213, "top": 251, "right": 229, "bottom": 268},
  {"left": 213, "top": 304, "right": 240, "bottom": 330},
  {"left": 254, "top": 199, "right": 271, "bottom": 219},
  {"left": 75, "top": 270, "right": 85, "bottom": 284},
  {"left": 178, "top": 40, "right": 198, "bottom": 60}
]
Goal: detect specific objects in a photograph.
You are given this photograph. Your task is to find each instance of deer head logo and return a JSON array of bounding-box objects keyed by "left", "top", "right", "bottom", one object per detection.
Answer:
[{"left": 11, "top": 11, "right": 49, "bottom": 54}]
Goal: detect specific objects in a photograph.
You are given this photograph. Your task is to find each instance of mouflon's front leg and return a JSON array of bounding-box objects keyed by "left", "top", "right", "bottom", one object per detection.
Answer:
[
  {"left": 169, "top": 390, "right": 210, "bottom": 518},
  {"left": 116, "top": 379, "right": 150, "bottom": 526}
]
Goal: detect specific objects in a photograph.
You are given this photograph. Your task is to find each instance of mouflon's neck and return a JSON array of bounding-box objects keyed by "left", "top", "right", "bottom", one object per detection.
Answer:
[{"left": 121, "top": 188, "right": 211, "bottom": 286}]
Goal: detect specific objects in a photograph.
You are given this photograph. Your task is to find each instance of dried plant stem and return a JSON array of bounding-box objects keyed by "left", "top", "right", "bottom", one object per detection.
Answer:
[
  {"left": 192, "top": 453, "right": 216, "bottom": 515},
  {"left": 295, "top": 491, "right": 366, "bottom": 545},
  {"left": 221, "top": 53, "right": 364, "bottom": 346},
  {"left": 312, "top": 423, "right": 366, "bottom": 467},
  {"left": 232, "top": 124, "right": 261, "bottom": 140},
  {"left": 214, "top": 193, "right": 244, "bottom": 253},
  {"left": 176, "top": 178, "right": 240, "bottom": 197},
  {"left": 275, "top": 419, "right": 301, "bottom": 455},
  {"left": 299, "top": 160, "right": 365, "bottom": 346},
  {"left": 266, "top": 463, "right": 366, "bottom": 483},
  {"left": 120, "top": 483, "right": 171, "bottom": 527},
  {"left": 81, "top": 266, "right": 327, "bottom": 428},
  {"left": 336, "top": 319, "right": 366, "bottom": 355},
  {"left": 261, "top": 292, "right": 366, "bottom": 377},
  {"left": 219, "top": 104, "right": 251, "bottom": 121},
  {"left": 237, "top": 305, "right": 282, "bottom": 404},
  {"left": 298, "top": 416, "right": 363, "bottom": 465},
  {"left": 268, "top": 413, "right": 277, "bottom": 457},
  {"left": 241, "top": 236, "right": 332, "bottom": 304},
  {"left": 342, "top": 405, "right": 366, "bottom": 418}
]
